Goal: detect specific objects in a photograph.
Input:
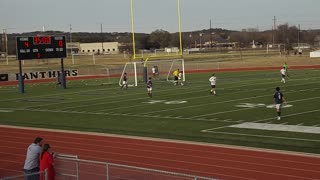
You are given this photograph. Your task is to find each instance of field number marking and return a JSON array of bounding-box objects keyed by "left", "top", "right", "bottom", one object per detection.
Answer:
[
  {"left": 236, "top": 103, "right": 293, "bottom": 109},
  {"left": 142, "top": 100, "right": 187, "bottom": 105}
]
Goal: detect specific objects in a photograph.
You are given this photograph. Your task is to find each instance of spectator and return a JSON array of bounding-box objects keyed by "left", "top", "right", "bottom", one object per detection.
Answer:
[
  {"left": 40, "top": 144, "right": 55, "bottom": 180},
  {"left": 23, "top": 137, "right": 43, "bottom": 180}
]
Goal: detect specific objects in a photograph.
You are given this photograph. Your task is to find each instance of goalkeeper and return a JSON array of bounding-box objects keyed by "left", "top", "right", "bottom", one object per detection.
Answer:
[{"left": 283, "top": 62, "right": 289, "bottom": 77}]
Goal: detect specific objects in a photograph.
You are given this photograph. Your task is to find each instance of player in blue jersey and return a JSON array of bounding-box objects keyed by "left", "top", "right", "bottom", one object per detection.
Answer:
[
  {"left": 121, "top": 72, "right": 128, "bottom": 89},
  {"left": 273, "top": 87, "right": 286, "bottom": 120},
  {"left": 147, "top": 77, "right": 153, "bottom": 97}
]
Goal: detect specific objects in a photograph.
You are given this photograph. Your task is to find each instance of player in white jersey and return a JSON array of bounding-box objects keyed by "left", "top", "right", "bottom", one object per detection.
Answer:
[
  {"left": 147, "top": 77, "right": 153, "bottom": 97},
  {"left": 178, "top": 71, "right": 184, "bottom": 86},
  {"left": 209, "top": 73, "right": 217, "bottom": 95},
  {"left": 152, "top": 66, "right": 156, "bottom": 79},
  {"left": 280, "top": 67, "right": 286, "bottom": 83}
]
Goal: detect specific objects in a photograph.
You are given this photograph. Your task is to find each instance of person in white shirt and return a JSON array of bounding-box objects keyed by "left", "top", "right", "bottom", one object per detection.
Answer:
[
  {"left": 147, "top": 77, "right": 153, "bottom": 98},
  {"left": 178, "top": 71, "right": 184, "bottom": 86},
  {"left": 209, "top": 73, "right": 217, "bottom": 95},
  {"left": 280, "top": 67, "right": 286, "bottom": 83},
  {"left": 151, "top": 66, "right": 156, "bottom": 79},
  {"left": 23, "top": 137, "right": 43, "bottom": 180}
]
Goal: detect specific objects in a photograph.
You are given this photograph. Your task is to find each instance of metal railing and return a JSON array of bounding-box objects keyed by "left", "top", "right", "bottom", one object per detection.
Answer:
[{"left": 55, "top": 154, "right": 219, "bottom": 180}]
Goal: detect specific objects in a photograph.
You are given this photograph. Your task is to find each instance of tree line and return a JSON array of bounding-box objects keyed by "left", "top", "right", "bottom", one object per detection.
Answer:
[{"left": 1, "top": 23, "right": 319, "bottom": 55}]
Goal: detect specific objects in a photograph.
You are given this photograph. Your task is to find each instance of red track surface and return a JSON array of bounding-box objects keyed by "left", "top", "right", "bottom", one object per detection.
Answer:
[{"left": 0, "top": 126, "right": 320, "bottom": 180}]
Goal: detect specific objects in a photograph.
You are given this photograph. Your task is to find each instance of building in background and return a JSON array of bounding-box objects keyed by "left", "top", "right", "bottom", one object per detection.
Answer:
[{"left": 67, "top": 42, "right": 119, "bottom": 54}]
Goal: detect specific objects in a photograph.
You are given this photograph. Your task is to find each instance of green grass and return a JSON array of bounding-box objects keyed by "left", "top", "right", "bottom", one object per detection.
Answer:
[{"left": 1, "top": 69, "right": 320, "bottom": 154}]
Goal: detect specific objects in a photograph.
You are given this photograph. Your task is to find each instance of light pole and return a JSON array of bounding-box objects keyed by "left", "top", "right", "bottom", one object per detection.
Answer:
[
  {"left": 69, "top": 24, "right": 73, "bottom": 54},
  {"left": 298, "top": 24, "right": 300, "bottom": 49},
  {"left": 200, "top": 33, "right": 202, "bottom": 49},
  {"left": 3, "top": 29, "right": 8, "bottom": 65},
  {"left": 69, "top": 24, "right": 74, "bottom": 64},
  {"left": 101, "top": 23, "right": 104, "bottom": 54},
  {"left": 189, "top": 34, "right": 192, "bottom": 48}
]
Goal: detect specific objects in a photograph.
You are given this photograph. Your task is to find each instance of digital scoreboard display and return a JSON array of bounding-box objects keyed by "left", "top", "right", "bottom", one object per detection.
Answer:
[{"left": 16, "top": 36, "right": 67, "bottom": 60}]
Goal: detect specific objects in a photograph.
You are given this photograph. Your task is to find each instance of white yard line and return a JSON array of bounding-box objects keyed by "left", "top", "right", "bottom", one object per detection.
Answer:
[
  {"left": 201, "top": 126, "right": 231, "bottom": 132},
  {"left": 280, "top": 122, "right": 288, "bottom": 125},
  {"left": 204, "top": 131, "right": 320, "bottom": 142},
  {"left": 254, "top": 109, "right": 320, "bottom": 123}
]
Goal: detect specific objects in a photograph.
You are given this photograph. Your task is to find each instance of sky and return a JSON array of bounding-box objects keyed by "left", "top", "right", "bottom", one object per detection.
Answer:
[{"left": 0, "top": 0, "right": 319, "bottom": 34}]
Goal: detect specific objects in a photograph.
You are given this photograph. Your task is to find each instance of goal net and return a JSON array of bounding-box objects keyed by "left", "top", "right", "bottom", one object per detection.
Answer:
[
  {"left": 68, "top": 66, "right": 115, "bottom": 87},
  {"left": 119, "top": 59, "right": 185, "bottom": 87}
]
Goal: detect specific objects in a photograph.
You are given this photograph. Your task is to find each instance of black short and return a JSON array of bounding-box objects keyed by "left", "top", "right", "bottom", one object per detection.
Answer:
[
  {"left": 282, "top": 75, "right": 285, "bottom": 78},
  {"left": 211, "top": 85, "right": 216, "bottom": 88},
  {"left": 174, "top": 76, "right": 178, "bottom": 81}
]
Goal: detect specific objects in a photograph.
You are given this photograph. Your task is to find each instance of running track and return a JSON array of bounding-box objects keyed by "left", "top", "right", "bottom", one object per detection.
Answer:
[{"left": 0, "top": 125, "right": 319, "bottom": 180}]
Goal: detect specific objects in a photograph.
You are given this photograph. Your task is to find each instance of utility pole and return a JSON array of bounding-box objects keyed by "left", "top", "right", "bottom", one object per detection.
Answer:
[
  {"left": 273, "top": 16, "right": 276, "bottom": 44},
  {"left": 69, "top": 24, "right": 73, "bottom": 54},
  {"left": 273, "top": 16, "right": 276, "bottom": 30},
  {"left": 69, "top": 24, "right": 75, "bottom": 64},
  {"left": 272, "top": 16, "right": 276, "bottom": 45},
  {"left": 3, "top": 29, "right": 8, "bottom": 65},
  {"left": 298, "top": 24, "right": 300, "bottom": 49},
  {"left": 2, "top": 30, "right": 5, "bottom": 53},
  {"left": 210, "top": 19, "right": 213, "bottom": 48},
  {"left": 199, "top": 33, "right": 203, "bottom": 49},
  {"left": 101, "top": 23, "right": 104, "bottom": 54}
]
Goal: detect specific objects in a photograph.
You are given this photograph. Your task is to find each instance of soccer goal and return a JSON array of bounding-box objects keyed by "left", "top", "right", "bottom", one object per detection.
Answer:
[
  {"left": 75, "top": 66, "right": 115, "bottom": 86},
  {"left": 119, "top": 59, "right": 185, "bottom": 87}
]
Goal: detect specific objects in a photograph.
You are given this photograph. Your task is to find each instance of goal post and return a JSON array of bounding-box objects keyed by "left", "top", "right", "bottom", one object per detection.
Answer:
[
  {"left": 119, "top": 59, "right": 185, "bottom": 87},
  {"left": 119, "top": 62, "right": 138, "bottom": 87},
  {"left": 130, "top": 0, "right": 183, "bottom": 60},
  {"left": 125, "top": 0, "right": 185, "bottom": 87}
]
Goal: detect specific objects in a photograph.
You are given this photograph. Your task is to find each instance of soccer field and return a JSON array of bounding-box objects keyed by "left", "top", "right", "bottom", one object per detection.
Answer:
[{"left": 0, "top": 69, "right": 320, "bottom": 154}]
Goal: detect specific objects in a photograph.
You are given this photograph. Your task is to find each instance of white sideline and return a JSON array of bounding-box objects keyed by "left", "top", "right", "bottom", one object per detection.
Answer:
[{"left": 229, "top": 123, "right": 320, "bottom": 134}]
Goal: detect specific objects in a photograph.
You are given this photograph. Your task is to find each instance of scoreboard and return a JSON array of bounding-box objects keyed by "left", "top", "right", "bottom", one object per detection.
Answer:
[{"left": 16, "top": 36, "right": 67, "bottom": 60}]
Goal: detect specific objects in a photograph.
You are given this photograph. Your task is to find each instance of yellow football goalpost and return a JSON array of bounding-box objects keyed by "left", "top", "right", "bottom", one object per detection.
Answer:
[
  {"left": 130, "top": 0, "right": 183, "bottom": 61},
  {"left": 120, "top": 0, "right": 185, "bottom": 86}
]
